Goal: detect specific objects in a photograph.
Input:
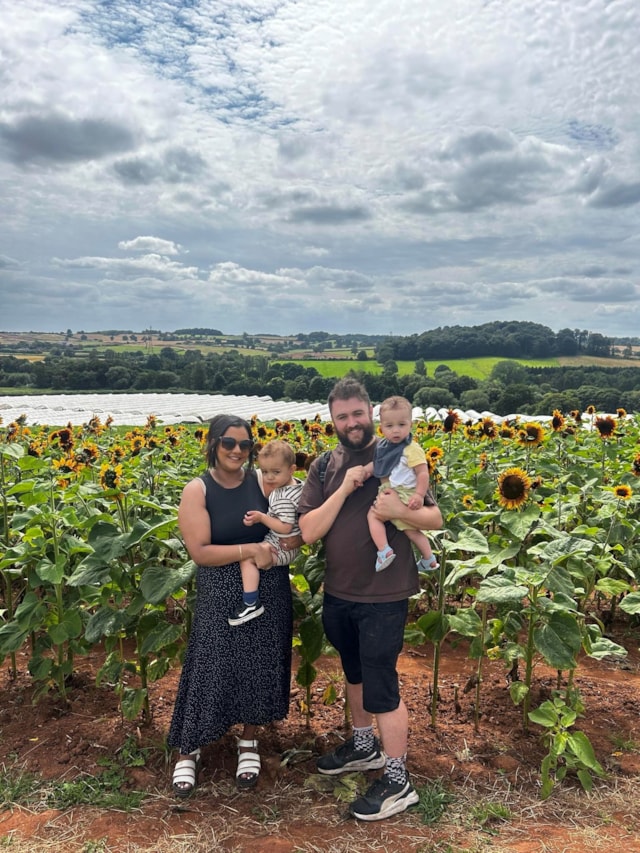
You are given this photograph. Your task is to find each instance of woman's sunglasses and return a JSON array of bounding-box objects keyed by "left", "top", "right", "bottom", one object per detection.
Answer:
[{"left": 218, "top": 436, "right": 254, "bottom": 452}]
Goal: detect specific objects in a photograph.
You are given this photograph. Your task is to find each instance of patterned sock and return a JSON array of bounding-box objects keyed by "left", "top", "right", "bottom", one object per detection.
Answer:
[
  {"left": 243, "top": 589, "right": 259, "bottom": 606},
  {"left": 385, "top": 754, "right": 408, "bottom": 785},
  {"left": 353, "top": 725, "right": 375, "bottom": 753}
]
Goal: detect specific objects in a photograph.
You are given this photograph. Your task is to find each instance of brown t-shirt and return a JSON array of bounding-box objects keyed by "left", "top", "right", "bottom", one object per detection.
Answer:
[{"left": 297, "top": 441, "right": 419, "bottom": 603}]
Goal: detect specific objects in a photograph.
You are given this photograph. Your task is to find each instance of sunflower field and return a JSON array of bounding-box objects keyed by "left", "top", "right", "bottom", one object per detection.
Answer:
[{"left": 1, "top": 408, "right": 640, "bottom": 774}]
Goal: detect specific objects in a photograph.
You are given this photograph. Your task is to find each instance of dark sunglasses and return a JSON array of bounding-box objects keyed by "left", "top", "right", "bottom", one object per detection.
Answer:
[{"left": 218, "top": 436, "right": 254, "bottom": 452}]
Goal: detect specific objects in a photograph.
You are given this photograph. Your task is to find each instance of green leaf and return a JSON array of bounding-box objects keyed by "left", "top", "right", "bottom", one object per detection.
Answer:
[
  {"left": 619, "top": 592, "right": 640, "bottom": 615},
  {"left": 67, "top": 560, "right": 113, "bottom": 587},
  {"left": 0, "top": 621, "right": 31, "bottom": 655},
  {"left": 451, "top": 527, "right": 490, "bottom": 553},
  {"left": 295, "top": 660, "right": 317, "bottom": 688},
  {"left": 499, "top": 505, "right": 540, "bottom": 541},
  {"left": 120, "top": 687, "right": 148, "bottom": 721},
  {"left": 147, "top": 657, "right": 171, "bottom": 682},
  {"left": 85, "top": 607, "right": 128, "bottom": 644},
  {"left": 534, "top": 611, "right": 581, "bottom": 670},
  {"left": 567, "top": 731, "right": 605, "bottom": 774},
  {"left": 476, "top": 575, "right": 528, "bottom": 605},
  {"left": 509, "top": 681, "right": 529, "bottom": 705},
  {"left": 298, "top": 616, "right": 325, "bottom": 663},
  {"left": 576, "top": 768, "right": 593, "bottom": 791},
  {"left": 448, "top": 608, "right": 483, "bottom": 638},
  {"left": 416, "top": 611, "right": 450, "bottom": 642},
  {"left": 139, "top": 623, "right": 182, "bottom": 656},
  {"left": 139, "top": 562, "right": 196, "bottom": 604},
  {"left": 595, "top": 578, "right": 631, "bottom": 597},
  {"left": 528, "top": 701, "right": 557, "bottom": 727},
  {"left": 35, "top": 556, "right": 65, "bottom": 585}
]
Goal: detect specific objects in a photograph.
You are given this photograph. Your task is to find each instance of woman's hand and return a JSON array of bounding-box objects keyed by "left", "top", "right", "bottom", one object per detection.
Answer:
[{"left": 253, "top": 541, "right": 275, "bottom": 570}]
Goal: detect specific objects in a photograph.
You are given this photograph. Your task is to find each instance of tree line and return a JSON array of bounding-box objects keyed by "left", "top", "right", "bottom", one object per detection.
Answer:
[{"left": 2, "top": 348, "right": 640, "bottom": 416}]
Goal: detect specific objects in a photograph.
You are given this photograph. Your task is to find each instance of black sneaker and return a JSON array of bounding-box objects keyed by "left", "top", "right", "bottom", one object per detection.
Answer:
[
  {"left": 228, "top": 601, "right": 264, "bottom": 626},
  {"left": 349, "top": 774, "right": 419, "bottom": 821},
  {"left": 316, "top": 736, "right": 385, "bottom": 775}
]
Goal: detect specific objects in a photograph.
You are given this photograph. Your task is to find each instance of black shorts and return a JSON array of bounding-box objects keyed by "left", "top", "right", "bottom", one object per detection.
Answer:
[{"left": 322, "top": 593, "right": 408, "bottom": 715}]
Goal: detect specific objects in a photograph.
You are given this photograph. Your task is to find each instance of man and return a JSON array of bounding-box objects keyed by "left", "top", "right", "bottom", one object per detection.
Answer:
[{"left": 297, "top": 378, "right": 442, "bottom": 821}]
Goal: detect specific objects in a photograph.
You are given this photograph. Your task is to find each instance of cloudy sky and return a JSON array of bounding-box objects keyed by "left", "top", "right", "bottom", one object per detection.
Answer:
[{"left": 1, "top": 0, "right": 640, "bottom": 338}]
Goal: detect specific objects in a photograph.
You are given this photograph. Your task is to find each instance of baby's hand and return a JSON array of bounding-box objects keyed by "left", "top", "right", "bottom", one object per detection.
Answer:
[
  {"left": 243, "top": 510, "right": 263, "bottom": 527},
  {"left": 407, "top": 493, "right": 422, "bottom": 510}
]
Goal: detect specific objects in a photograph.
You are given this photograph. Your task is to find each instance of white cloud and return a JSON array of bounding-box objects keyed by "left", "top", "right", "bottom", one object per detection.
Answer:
[{"left": 1, "top": 0, "right": 640, "bottom": 337}]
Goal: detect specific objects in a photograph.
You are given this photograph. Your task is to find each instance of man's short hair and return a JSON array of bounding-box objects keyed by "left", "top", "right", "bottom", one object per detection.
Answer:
[{"left": 327, "top": 378, "right": 371, "bottom": 411}]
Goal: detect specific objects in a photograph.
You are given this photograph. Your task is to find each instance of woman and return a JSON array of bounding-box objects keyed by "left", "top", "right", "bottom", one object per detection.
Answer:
[{"left": 169, "top": 414, "right": 294, "bottom": 796}]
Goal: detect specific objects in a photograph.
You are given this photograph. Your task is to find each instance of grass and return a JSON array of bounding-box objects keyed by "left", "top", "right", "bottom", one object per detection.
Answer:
[
  {"left": 0, "top": 777, "right": 640, "bottom": 853},
  {"left": 0, "top": 737, "right": 150, "bottom": 814},
  {"left": 290, "top": 357, "right": 559, "bottom": 381},
  {"left": 3, "top": 771, "right": 639, "bottom": 852}
]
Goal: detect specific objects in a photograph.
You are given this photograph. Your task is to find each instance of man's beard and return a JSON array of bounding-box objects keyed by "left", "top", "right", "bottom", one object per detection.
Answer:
[{"left": 336, "top": 421, "right": 375, "bottom": 451}]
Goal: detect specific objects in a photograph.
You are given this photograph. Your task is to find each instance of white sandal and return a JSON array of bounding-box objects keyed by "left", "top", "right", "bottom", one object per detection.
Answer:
[
  {"left": 172, "top": 749, "right": 200, "bottom": 798},
  {"left": 236, "top": 738, "right": 261, "bottom": 789}
]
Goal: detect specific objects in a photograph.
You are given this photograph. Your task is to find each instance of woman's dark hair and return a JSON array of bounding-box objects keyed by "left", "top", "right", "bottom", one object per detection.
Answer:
[{"left": 204, "top": 414, "right": 255, "bottom": 470}]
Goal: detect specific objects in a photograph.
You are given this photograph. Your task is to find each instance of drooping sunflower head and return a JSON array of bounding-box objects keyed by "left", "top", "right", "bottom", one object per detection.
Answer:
[
  {"left": 612, "top": 484, "right": 632, "bottom": 501},
  {"left": 570, "top": 409, "right": 581, "bottom": 424},
  {"left": 551, "top": 410, "right": 566, "bottom": 432},
  {"left": 594, "top": 416, "right": 616, "bottom": 440},
  {"left": 517, "top": 422, "right": 545, "bottom": 447},
  {"left": 442, "top": 409, "right": 461, "bottom": 433},
  {"left": 617, "top": 408, "right": 627, "bottom": 419},
  {"left": 497, "top": 467, "right": 532, "bottom": 510}
]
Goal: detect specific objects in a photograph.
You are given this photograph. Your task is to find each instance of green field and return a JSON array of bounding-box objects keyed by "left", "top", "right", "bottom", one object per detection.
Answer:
[{"left": 290, "top": 357, "right": 560, "bottom": 381}]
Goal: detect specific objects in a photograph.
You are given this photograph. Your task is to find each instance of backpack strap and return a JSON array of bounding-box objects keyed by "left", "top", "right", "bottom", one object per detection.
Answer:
[{"left": 317, "top": 449, "right": 332, "bottom": 488}]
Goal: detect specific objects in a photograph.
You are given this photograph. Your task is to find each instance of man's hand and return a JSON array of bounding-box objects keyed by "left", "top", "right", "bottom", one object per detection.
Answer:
[
  {"left": 372, "top": 488, "right": 406, "bottom": 520},
  {"left": 407, "top": 492, "right": 423, "bottom": 510},
  {"left": 341, "top": 465, "right": 368, "bottom": 494}
]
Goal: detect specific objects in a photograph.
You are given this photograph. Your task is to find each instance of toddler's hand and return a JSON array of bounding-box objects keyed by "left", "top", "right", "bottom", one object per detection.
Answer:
[
  {"left": 243, "top": 510, "right": 262, "bottom": 527},
  {"left": 407, "top": 493, "right": 422, "bottom": 510}
]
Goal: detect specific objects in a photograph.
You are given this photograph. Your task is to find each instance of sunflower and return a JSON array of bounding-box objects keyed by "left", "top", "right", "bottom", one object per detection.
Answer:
[
  {"left": 324, "top": 423, "right": 335, "bottom": 437},
  {"left": 50, "top": 427, "right": 74, "bottom": 451},
  {"left": 100, "top": 462, "right": 123, "bottom": 490},
  {"left": 551, "top": 410, "right": 566, "bottom": 432},
  {"left": 463, "top": 423, "right": 482, "bottom": 442},
  {"left": 570, "top": 409, "right": 582, "bottom": 424},
  {"left": 497, "top": 467, "right": 532, "bottom": 510},
  {"left": 617, "top": 408, "right": 627, "bottom": 419},
  {"left": 426, "top": 446, "right": 444, "bottom": 463},
  {"left": 594, "top": 416, "right": 616, "bottom": 439},
  {"left": 462, "top": 494, "right": 475, "bottom": 509},
  {"left": 632, "top": 454, "right": 640, "bottom": 477},
  {"left": 612, "top": 484, "right": 632, "bottom": 500},
  {"left": 442, "top": 409, "right": 461, "bottom": 433},
  {"left": 479, "top": 452, "right": 488, "bottom": 470},
  {"left": 499, "top": 425, "right": 515, "bottom": 440},
  {"left": 517, "top": 422, "right": 545, "bottom": 447},
  {"left": 480, "top": 416, "right": 498, "bottom": 440}
]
